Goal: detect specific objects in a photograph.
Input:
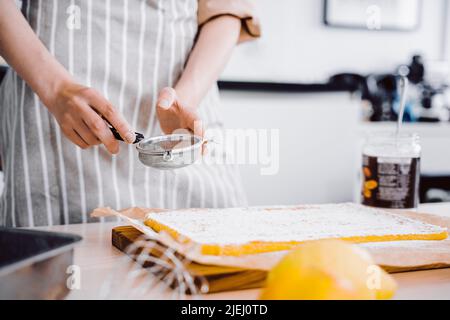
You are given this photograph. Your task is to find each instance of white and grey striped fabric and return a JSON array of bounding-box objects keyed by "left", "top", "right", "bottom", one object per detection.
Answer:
[{"left": 0, "top": 0, "right": 247, "bottom": 227}]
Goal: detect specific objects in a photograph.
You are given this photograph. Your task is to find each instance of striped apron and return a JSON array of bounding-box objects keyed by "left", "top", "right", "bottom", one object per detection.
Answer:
[{"left": 0, "top": 0, "right": 247, "bottom": 227}]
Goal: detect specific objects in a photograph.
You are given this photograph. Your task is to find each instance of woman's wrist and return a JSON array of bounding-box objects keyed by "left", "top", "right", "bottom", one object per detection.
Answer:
[
  {"left": 174, "top": 81, "right": 201, "bottom": 109},
  {"left": 35, "top": 64, "right": 73, "bottom": 111}
]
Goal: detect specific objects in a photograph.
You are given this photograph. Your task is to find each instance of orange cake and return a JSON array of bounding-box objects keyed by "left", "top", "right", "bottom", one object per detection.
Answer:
[{"left": 144, "top": 203, "right": 448, "bottom": 256}]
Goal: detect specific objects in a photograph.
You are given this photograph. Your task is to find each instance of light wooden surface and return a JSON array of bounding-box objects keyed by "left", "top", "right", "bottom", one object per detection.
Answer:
[{"left": 36, "top": 203, "right": 450, "bottom": 300}]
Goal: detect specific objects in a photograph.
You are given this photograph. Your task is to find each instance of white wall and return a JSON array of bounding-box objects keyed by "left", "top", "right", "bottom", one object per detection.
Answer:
[
  {"left": 220, "top": 91, "right": 360, "bottom": 206},
  {"left": 444, "top": 0, "right": 450, "bottom": 60},
  {"left": 222, "top": 0, "right": 448, "bottom": 83}
]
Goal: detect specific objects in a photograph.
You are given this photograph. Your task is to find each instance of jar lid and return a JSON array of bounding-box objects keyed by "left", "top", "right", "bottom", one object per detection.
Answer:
[
  {"left": 366, "top": 132, "right": 419, "bottom": 142},
  {"left": 364, "top": 131, "right": 421, "bottom": 158}
]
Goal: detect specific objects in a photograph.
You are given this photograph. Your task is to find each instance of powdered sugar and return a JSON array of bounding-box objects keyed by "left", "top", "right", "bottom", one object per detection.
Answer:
[{"left": 145, "top": 203, "right": 447, "bottom": 245}]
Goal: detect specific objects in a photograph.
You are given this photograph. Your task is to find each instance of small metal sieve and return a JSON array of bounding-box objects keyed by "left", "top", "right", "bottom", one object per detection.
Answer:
[
  {"left": 109, "top": 126, "right": 204, "bottom": 169},
  {"left": 135, "top": 134, "right": 203, "bottom": 169}
]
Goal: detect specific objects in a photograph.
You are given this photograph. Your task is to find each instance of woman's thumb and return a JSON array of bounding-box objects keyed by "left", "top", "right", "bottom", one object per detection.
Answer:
[{"left": 157, "top": 87, "right": 176, "bottom": 110}]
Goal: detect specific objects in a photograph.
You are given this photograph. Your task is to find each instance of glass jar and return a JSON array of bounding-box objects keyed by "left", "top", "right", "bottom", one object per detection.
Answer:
[{"left": 361, "top": 132, "right": 421, "bottom": 209}]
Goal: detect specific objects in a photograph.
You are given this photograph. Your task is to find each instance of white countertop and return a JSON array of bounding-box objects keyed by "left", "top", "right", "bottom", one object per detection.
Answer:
[{"left": 37, "top": 203, "right": 450, "bottom": 300}]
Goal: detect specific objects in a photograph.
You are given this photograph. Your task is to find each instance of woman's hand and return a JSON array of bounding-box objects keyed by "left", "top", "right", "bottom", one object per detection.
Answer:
[
  {"left": 156, "top": 87, "right": 204, "bottom": 137},
  {"left": 46, "top": 81, "right": 135, "bottom": 154}
]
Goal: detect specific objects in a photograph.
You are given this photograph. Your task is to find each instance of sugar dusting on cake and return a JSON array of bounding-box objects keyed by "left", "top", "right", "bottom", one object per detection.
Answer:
[{"left": 145, "top": 203, "right": 447, "bottom": 245}]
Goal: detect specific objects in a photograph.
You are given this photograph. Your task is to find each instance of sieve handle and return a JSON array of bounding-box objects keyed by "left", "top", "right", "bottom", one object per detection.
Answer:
[{"left": 109, "top": 126, "right": 145, "bottom": 144}]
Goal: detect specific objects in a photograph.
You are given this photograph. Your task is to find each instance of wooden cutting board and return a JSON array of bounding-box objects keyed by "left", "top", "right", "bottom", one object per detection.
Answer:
[
  {"left": 112, "top": 226, "right": 267, "bottom": 293},
  {"left": 112, "top": 209, "right": 450, "bottom": 293}
]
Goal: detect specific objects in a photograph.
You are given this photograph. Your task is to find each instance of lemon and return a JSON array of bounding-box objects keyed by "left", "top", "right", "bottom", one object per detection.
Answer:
[{"left": 260, "top": 239, "right": 397, "bottom": 300}]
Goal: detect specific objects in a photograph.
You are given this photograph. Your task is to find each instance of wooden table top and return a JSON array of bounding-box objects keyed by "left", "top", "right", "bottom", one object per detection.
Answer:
[{"left": 36, "top": 203, "right": 450, "bottom": 300}]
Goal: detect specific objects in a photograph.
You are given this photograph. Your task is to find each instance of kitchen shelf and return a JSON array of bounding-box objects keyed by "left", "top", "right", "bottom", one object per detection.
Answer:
[{"left": 218, "top": 80, "right": 356, "bottom": 93}]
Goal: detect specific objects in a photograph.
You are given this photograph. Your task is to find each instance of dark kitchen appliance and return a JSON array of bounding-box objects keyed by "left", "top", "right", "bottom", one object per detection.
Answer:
[
  {"left": 420, "top": 174, "right": 450, "bottom": 203},
  {"left": 0, "top": 227, "right": 82, "bottom": 299}
]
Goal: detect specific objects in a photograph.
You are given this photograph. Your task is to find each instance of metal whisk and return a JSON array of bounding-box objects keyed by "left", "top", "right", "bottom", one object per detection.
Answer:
[{"left": 99, "top": 233, "right": 209, "bottom": 300}]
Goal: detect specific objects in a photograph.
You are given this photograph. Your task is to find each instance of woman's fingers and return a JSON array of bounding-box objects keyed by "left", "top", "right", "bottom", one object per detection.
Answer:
[
  {"left": 156, "top": 87, "right": 204, "bottom": 137},
  {"left": 86, "top": 89, "right": 135, "bottom": 144},
  {"left": 156, "top": 87, "right": 178, "bottom": 134},
  {"left": 182, "top": 107, "right": 204, "bottom": 137},
  {"left": 193, "top": 116, "right": 204, "bottom": 138},
  {"left": 79, "top": 101, "right": 119, "bottom": 154},
  {"left": 59, "top": 114, "right": 89, "bottom": 149},
  {"left": 62, "top": 126, "right": 89, "bottom": 149},
  {"left": 75, "top": 119, "right": 101, "bottom": 146},
  {"left": 157, "top": 87, "right": 176, "bottom": 110}
]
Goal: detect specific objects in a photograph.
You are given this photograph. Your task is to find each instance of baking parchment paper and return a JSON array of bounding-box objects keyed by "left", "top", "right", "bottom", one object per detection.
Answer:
[{"left": 91, "top": 207, "right": 450, "bottom": 273}]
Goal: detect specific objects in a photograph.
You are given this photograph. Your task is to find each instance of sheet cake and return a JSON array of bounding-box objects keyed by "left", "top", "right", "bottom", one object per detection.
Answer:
[{"left": 144, "top": 203, "right": 448, "bottom": 256}]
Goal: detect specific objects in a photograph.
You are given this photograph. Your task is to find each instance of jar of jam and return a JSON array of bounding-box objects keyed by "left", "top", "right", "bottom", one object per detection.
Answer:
[{"left": 361, "top": 132, "right": 421, "bottom": 209}]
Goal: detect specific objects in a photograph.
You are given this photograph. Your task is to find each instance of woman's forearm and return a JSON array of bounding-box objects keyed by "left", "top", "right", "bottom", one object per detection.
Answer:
[
  {"left": 175, "top": 15, "right": 241, "bottom": 108},
  {"left": 0, "top": 0, "right": 72, "bottom": 107},
  {"left": 0, "top": 0, "right": 134, "bottom": 152}
]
